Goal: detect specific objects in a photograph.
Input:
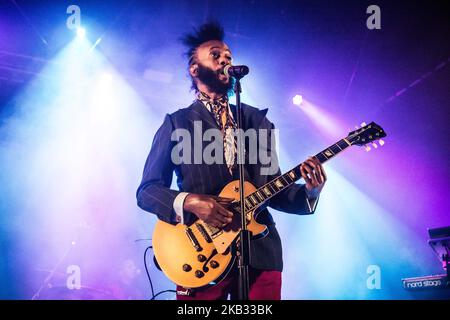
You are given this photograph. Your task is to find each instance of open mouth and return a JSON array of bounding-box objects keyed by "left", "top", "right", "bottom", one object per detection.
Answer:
[{"left": 218, "top": 73, "right": 229, "bottom": 82}]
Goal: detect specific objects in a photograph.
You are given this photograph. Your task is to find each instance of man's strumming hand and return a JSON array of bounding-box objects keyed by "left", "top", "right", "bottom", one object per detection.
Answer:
[{"left": 183, "top": 194, "right": 234, "bottom": 228}]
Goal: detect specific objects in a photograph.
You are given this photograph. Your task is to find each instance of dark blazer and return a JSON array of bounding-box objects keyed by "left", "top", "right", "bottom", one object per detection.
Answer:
[{"left": 136, "top": 100, "right": 317, "bottom": 271}]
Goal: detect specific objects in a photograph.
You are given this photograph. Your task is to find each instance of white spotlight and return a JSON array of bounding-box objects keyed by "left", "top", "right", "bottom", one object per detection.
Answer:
[
  {"left": 99, "top": 72, "right": 113, "bottom": 86},
  {"left": 293, "top": 94, "right": 303, "bottom": 106},
  {"left": 77, "top": 27, "right": 86, "bottom": 38}
]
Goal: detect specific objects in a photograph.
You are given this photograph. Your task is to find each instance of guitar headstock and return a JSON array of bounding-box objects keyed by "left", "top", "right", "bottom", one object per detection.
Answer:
[{"left": 347, "top": 122, "right": 387, "bottom": 151}]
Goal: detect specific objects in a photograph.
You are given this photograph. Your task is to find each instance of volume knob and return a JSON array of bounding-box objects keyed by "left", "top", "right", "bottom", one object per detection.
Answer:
[
  {"left": 182, "top": 264, "right": 192, "bottom": 272},
  {"left": 195, "top": 270, "right": 205, "bottom": 278}
]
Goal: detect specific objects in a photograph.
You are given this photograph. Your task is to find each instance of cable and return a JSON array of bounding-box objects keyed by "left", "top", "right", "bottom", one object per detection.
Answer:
[
  {"left": 150, "top": 290, "right": 176, "bottom": 300},
  {"left": 143, "top": 245, "right": 155, "bottom": 299},
  {"left": 143, "top": 243, "right": 176, "bottom": 300}
]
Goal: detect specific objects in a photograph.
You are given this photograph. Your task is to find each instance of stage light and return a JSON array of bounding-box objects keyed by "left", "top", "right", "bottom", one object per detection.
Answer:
[
  {"left": 0, "top": 36, "right": 164, "bottom": 300},
  {"left": 292, "top": 94, "right": 303, "bottom": 106},
  {"left": 99, "top": 72, "right": 113, "bottom": 85},
  {"left": 90, "top": 37, "right": 102, "bottom": 51},
  {"left": 299, "top": 100, "right": 346, "bottom": 139},
  {"left": 76, "top": 27, "right": 86, "bottom": 38}
]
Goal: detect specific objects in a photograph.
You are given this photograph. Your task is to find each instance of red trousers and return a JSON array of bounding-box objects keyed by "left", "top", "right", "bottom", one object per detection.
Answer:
[{"left": 176, "top": 267, "right": 281, "bottom": 300}]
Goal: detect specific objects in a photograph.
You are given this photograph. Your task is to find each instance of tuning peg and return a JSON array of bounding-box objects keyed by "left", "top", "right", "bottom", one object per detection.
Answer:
[
  {"left": 354, "top": 125, "right": 360, "bottom": 130},
  {"left": 360, "top": 122, "right": 367, "bottom": 127},
  {"left": 372, "top": 142, "right": 378, "bottom": 149},
  {"left": 364, "top": 145, "right": 371, "bottom": 152},
  {"left": 379, "top": 139, "right": 385, "bottom": 146}
]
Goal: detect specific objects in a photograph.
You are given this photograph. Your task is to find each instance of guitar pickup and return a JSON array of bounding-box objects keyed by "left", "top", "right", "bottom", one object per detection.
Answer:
[
  {"left": 203, "top": 223, "right": 223, "bottom": 239},
  {"left": 210, "top": 230, "right": 223, "bottom": 239},
  {"left": 185, "top": 227, "right": 202, "bottom": 252},
  {"left": 195, "top": 223, "right": 213, "bottom": 243}
]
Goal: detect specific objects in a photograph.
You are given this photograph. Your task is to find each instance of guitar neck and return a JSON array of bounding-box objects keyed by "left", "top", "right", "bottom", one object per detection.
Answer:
[{"left": 241, "top": 138, "right": 352, "bottom": 212}]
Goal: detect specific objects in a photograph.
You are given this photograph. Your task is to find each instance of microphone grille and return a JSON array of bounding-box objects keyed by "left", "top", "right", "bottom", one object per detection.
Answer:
[
  {"left": 223, "top": 64, "right": 232, "bottom": 77},
  {"left": 240, "top": 65, "right": 249, "bottom": 75}
]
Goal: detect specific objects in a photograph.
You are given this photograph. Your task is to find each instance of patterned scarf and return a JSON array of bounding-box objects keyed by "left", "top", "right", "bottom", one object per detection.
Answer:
[{"left": 196, "top": 91, "right": 237, "bottom": 173}]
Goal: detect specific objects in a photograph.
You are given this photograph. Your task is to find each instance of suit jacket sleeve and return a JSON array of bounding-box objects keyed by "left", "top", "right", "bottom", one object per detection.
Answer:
[
  {"left": 262, "top": 119, "right": 318, "bottom": 215},
  {"left": 136, "top": 114, "right": 181, "bottom": 224}
]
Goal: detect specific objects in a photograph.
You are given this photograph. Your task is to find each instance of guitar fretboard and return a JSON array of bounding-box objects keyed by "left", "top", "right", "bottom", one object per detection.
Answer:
[{"left": 240, "top": 138, "right": 351, "bottom": 212}]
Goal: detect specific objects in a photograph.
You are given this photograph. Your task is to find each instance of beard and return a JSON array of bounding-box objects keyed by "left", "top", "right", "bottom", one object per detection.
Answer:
[{"left": 196, "top": 63, "right": 234, "bottom": 96}]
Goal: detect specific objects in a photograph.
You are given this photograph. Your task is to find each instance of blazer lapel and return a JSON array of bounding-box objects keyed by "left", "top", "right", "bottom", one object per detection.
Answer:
[
  {"left": 188, "top": 100, "right": 220, "bottom": 130},
  {"left": 229, "top": 103, "right": 269, "bottom": 130}
]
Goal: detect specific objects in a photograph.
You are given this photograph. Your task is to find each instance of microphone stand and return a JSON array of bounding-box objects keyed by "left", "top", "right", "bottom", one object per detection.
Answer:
[{"left": 233, "top": 76, "right": 250, "bottom": 301}]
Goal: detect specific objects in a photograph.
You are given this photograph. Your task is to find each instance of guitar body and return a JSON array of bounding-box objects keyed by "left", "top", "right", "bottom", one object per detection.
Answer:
[{"left": 152, "top": 180, "right": 268, "bottom": 289}]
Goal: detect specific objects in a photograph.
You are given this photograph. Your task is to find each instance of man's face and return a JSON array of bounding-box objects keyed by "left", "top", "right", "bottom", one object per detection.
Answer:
[{"left": 190, "top": 40, "right": 234, "bottom": 95}]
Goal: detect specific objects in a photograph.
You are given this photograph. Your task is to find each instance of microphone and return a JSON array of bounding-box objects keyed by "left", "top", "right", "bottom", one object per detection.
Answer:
[{"left": 223, "top": 65, "right": 249, "bottom": 79}]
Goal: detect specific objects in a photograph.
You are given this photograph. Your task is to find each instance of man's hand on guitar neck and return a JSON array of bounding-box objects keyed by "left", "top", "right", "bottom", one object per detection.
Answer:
[
  {"left": 183, "top": 194, "right": 234, "bottom": 228},
  {"left": 300, "top": 156, "right": 327, "bottom": 199}
]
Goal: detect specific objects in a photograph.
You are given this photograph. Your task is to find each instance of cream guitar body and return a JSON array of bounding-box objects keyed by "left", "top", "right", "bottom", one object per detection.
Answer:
[{"left": 152, "top": 180, "right": 268, "bottom": 289}]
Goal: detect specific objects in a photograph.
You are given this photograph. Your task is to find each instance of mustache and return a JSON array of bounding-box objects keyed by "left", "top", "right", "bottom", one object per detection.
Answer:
[{"left": 196, "top": 63, "right": 234, "bottom": 96}]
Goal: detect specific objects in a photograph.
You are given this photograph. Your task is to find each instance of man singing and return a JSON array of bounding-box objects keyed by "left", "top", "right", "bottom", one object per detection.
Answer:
[{"left": 136, "top": 21, "right": 326, "bottom": 300}]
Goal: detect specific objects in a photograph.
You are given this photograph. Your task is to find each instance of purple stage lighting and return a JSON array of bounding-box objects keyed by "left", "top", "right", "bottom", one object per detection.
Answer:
[{"left": 293, "top": 94, "right": 303, "bottom": 106}]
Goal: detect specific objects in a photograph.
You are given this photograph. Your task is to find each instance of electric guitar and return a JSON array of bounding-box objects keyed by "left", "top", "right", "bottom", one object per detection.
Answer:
[{"left": 152, "top": 122, "right": 387, "bottom": 288}]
